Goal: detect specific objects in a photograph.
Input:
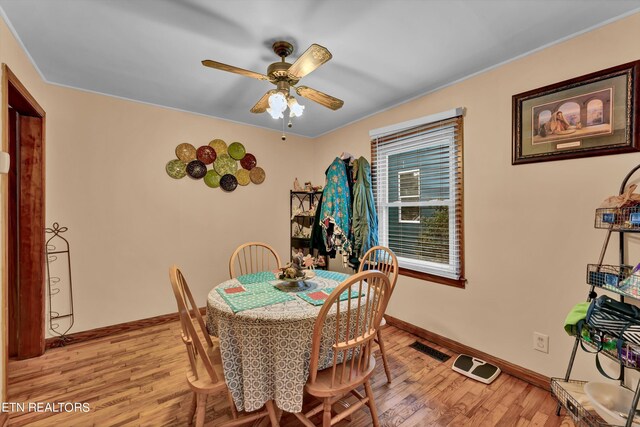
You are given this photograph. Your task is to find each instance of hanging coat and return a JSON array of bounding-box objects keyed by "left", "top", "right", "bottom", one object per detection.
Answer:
[
  {"left": 352, "top": 157, "right": 378, "bottom": 259},
  {"left": 320, "top": 157, "right": 352, "bottom": 255}
]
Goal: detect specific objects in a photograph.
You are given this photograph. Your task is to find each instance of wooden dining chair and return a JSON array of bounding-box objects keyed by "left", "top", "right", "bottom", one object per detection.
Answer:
[
  {"left": 358, "top": 246, "right": 399, "bottom": 383},
  {"left": 229, "top": 242, "right": 282, "bottom": 279},
  {"left": 169, "top": 265, "right": 280, "bottom": 427},
  {"left": 293, "top": 270, "right": 391, "bottom": 427}
]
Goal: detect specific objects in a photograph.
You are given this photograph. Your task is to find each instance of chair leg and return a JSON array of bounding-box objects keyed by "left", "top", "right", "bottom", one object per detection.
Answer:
[
  {"left": 226, "top": 389, "right": 238, "bottom": 419},
  {"left": 322, "top": 399, "right": 332, "bottom": 427},
  {"left": 195, "top": 393, "right": 207, "bottom": 427},
  {"left": 265, "top": 400, "right": 280, "bottom": 427},
  {"left": 188, "top": 392, "right": 197, "bottom": 423},
  {"left": 377, "top": 329, "right": 392, "bottom": 383},
  {"left": 364, "top": 380, "right": 380, "bottom": 427}
]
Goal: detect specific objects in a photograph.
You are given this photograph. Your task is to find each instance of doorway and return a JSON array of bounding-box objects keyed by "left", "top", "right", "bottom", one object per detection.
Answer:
[{"left": 3, "top": 64, "right": 46, "bottom": 378}]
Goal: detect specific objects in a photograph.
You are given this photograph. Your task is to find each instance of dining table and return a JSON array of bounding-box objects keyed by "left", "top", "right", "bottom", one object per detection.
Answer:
[{"left": 205, "top": 269, "right": 352, "bottom": 414}]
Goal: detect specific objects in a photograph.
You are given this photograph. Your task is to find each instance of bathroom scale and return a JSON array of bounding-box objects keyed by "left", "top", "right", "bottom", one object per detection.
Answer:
[{"left": 452, "top": 354, "right": 501, "bottom": 384}]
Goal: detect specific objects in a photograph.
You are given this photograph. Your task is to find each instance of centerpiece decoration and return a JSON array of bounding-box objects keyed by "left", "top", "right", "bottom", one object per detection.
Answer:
[{"left": 275, "top": 256, "right": 316, "bottom": 292}]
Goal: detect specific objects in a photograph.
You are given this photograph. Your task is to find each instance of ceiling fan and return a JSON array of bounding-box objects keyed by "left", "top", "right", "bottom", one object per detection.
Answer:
[{"left": 202, "top": 41, "right": 344, "bottom": 119}]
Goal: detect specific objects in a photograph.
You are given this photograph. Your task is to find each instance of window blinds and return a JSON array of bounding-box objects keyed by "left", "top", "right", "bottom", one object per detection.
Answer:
[{"left": 371, "top": 115, "right": 463, "bottom": 279}]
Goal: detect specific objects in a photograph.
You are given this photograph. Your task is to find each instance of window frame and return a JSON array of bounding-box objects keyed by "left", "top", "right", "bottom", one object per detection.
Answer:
[
  {"left": 397, "top": 168, "right": 421, "bottom": 224},
  {"left": 370, "top": 111, "right": 465, "bottom": 288}
]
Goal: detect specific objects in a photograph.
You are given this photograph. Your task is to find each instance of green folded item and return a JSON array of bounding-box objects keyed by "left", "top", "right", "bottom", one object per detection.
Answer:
[{"left": 564, "top": 301, "right": 590, "bottom": 336}]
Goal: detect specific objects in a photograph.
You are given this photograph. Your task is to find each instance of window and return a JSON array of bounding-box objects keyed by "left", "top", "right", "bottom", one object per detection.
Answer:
[{"left": 370, "top": 109, "right": 464, "bottom": 287}]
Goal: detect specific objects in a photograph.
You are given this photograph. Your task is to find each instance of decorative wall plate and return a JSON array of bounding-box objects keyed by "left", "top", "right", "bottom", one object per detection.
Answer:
[
  {"left": 209, "top": 139, "right": 228, "bottom": 155},
  {"left": 240, "top": 153, "right": 257, "bottom": 170},
  {"left": 168, "top": 139, "right": 262, "bottom": 192},
  {"left": 236, "top": 169, "right": 250, "bottom": 186},
  {"left": 249, "top": 166, "right": 266, "bottom": 184},
  {"left": 204, "top": 169, "right": 221, "bottom": 188},
  {"left": 186, "top": 160, "right": 207, "bottom": 179},
  {"left": 214, "top": 154, "right": 238, "bottom": 176},
  {"left": 176, "top": 143, "right": 197, "bottom": 162},
  {"left": 196, "top": 145, "right": 217, "bottom": 164},
  {"left": 228, "top": 142, "right": 246, "bottom": 160},
  {"left": 166, "top": 159, "right": 187, "bottom": 179},
  {"left": 220, "top": 174, "right": 238, "bottom": 192}
]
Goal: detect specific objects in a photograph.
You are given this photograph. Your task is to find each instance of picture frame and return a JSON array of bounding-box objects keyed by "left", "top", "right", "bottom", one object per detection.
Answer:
[{"left": 512, "top": 60, "right": 640, "bottom": 165}]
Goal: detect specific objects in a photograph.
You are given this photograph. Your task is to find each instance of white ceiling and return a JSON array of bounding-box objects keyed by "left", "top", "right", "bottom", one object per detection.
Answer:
[{"left": 1, "top": 0, "right": 639, "bottom": 137}]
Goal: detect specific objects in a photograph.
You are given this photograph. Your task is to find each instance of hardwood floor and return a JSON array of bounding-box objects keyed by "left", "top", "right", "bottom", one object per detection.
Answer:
[{"left": 7, "top": 322, "right": 576, "bottom": 426}]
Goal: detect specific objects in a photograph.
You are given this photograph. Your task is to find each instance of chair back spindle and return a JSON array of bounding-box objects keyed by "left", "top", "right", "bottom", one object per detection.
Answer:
[
  {"left": 229, "top": 242, "right": 282, "bottom": 278},
  {"left": 358, "top": 246, "right": 398, "bottom": 292}
]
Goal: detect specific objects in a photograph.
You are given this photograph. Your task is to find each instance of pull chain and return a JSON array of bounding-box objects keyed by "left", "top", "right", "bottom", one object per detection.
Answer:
[{"left": 281, "top": 116, "right": 286, "bottom": 141}]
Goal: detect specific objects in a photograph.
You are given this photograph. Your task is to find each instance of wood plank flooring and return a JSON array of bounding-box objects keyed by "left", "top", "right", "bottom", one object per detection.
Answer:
[{"left": 7, "top": 322, "right": 576, "bottom": 426}]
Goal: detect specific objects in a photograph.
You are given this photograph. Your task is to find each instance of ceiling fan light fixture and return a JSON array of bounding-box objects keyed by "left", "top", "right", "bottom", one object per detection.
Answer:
[
  {"left": 288, "top": 96, "right": 304, "bottom": 118},
  {"left": 267, "top": 92, "right": 287, "bottom": 119}
]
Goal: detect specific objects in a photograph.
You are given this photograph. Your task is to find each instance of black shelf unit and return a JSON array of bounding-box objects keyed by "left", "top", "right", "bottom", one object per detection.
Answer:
[
  {"left": 290, "top": 191, "right": 328, "bottom": 269},
  {"left": 555, "top": 165, "right": 640, "bottom": 427}
]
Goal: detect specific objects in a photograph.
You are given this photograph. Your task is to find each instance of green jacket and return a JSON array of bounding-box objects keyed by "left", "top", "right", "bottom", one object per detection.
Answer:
[{"left": 352, "top": 157, "right": 378, "bottom": 259}]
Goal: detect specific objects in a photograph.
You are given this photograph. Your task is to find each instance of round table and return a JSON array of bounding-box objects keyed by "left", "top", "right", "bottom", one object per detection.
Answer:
[{"left": 206, "top": 273, "right": 347, "bottom": 413}]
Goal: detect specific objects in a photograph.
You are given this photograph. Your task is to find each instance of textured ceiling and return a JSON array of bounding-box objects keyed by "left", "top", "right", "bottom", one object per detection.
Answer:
[{"left": 1, "top": 0, "right": 639, "bottom": 137}]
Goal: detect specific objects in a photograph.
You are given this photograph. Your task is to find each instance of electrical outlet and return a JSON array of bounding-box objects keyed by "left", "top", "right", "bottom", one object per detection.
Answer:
[{"left": 533, "top": 332, "right": 549, "bottom": 353}]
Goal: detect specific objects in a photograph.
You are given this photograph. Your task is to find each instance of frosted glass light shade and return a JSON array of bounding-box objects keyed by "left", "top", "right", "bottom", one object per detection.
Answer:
[
  {"left": 267, "top": 92, "right": 287, "bottom": 119},
  {"left": 288, "top": 97, "right": 305, "bottom": 118}
]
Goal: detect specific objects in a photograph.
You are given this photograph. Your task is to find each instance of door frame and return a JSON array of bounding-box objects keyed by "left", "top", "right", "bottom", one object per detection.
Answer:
[{"left": 2, "top": 64, "right": 46, "bottom": 400}]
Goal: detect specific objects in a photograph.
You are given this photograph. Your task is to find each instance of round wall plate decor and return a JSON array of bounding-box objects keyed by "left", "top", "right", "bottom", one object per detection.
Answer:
[
  {"left": 186, "top": 160, "right": 207, "bottom": 179},
  {"left": 175, "top": 143, "right": 197, "bottom": 162},
  {"left": 214, "top": 154, "right": 238, "bottom": 176},
  {"left": 249, "top": 166, "right": 266, "bottom": 184},
  {"left": 196, "top": 145, "right": 217, "bottom": 164},
  {"left": 204, "top": 169, "right": 221, "bottom": 188},
  {"left": 236, "top": 169, "right": 250, "bottom": 186},
  {"left": 240, "top": 153, "right": 257, "bottom": 170},
  {"left": 220, "top": 174, "right": 238, "bottom": 192},
  {"left": 228, "top": 142, "right": 246, "bottom": 160},
  {"left": 209, "top": 139, "right": 228, "bottom": 156},
  {"left": 166, "top": 159, "right": 187, "bottom": 179}
]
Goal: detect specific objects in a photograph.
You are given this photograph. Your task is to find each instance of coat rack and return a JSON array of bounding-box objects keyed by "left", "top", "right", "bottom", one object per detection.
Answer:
[{"left": 45, "top": 222, "right": 74, "bottom": 345}]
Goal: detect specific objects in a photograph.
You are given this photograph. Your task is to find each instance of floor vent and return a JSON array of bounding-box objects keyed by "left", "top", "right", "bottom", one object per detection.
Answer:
[{"left": 409, "top": 341, "right": 451, "bottom": 362}]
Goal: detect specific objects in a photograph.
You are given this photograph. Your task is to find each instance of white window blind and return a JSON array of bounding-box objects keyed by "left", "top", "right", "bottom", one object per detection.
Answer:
[{"left": 370, "top": 114, "right": 463, "bottom": 280}]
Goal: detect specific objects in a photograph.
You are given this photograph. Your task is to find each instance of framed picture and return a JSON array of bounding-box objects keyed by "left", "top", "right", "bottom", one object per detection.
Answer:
[{"left": 512, "top": 60, "right": 640, "bottom": 165}]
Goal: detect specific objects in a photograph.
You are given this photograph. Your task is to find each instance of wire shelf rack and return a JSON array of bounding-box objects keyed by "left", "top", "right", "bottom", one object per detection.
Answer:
[
  {"left": 580, "top": 327, "right": 640, "bottom": 370},
  {"left": 595, "top": 207, "right": 640, "bottom": 231},
  {"left": 551, "top": 379, "right": 610, "bottom": 426},
  {"left": 586, "top": 264, "right": 639, "bottom": 298}
]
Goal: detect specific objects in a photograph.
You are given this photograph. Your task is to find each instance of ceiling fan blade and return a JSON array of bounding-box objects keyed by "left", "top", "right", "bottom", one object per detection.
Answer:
[
  {"left": 287, "top": 44, "right": 332, "bottom": 80},
  {"left": 251, "top": 90, "right": 277, "bottom": 113},
  {"left": 296, "top": 86, "right": 344, "bottom": 110},
  {"left": 202, "top": 59, "right": 268, "bottom": 81}
]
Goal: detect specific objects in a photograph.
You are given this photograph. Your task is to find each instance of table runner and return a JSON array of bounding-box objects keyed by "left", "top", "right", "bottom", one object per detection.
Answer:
[
  {"left": 216, "top": 281, "right": 294, "bottom": 313},
  {"left": 236, "top": 271, "right": 277, "bottom": 284}
]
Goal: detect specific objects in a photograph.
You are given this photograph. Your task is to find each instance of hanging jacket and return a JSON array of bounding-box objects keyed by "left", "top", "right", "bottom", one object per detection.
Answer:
[
  {"left": 310, "top": 191, "right": 332, "bottom": 257},
  {"left": 352, "top": 157, "right": 378, "bottom": 259},
  {"left": 320, "top": 157, "right": 352, "bottom": 255}
]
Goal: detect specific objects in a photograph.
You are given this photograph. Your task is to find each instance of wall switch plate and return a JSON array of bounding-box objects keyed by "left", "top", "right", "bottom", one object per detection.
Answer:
[
  {"left": 0, "top": 151, "right": 9, "bottom": 174},
  {"left": 533, "top": 332, "right": 549, "bottom": 353}
]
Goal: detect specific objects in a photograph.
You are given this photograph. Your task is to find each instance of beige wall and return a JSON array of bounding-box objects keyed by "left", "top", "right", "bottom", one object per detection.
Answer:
[
  {"left": 0, "top": 14, "right": 315, "bottom": 399},
  {"left": 313, "top": 13, "right": 640, "bottom": 381}
]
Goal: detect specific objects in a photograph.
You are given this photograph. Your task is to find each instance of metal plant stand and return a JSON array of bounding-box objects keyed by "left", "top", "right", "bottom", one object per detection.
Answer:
[{"left": 45, "top": 222, "right": 74, "bottom": 346}]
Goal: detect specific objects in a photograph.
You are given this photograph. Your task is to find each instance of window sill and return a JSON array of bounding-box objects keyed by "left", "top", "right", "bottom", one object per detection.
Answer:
[{"left": 398, "top": 267, "right": 466, "bottom": 288}]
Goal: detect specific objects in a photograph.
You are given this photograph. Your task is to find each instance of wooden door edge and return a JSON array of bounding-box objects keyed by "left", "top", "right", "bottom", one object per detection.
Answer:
[{"left": 2, "top": 63, "right": 46, "bottom": 400}]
